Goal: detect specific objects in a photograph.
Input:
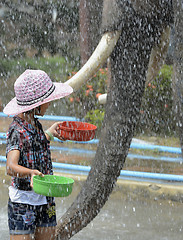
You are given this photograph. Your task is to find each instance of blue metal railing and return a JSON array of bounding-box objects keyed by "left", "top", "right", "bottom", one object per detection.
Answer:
[
  {"left": 0, "top": 155, "right": 183, "bottom": 182},
  {"left": 1, "top": 141, "right": 182, "bottom": 162},
  {"left": 1, "top": 112, "right": 183, "bottom": 182},
  {"left": 0, "top": 131, "right": 182, "bottom": 154},
  {"left": 0, "top": 112, "right": 81, "bottom": 122},
  {"left": 0, "top": 112, "right": 183, "bottom": 162},
  {"left": 0, "top": 111, "right": 182, "bottom": 151}
]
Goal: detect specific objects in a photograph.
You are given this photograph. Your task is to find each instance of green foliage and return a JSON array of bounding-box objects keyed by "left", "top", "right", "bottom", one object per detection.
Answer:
[
  {"left": 137, "top": 65, "right": 175, "bottom": 135},
  {"left": 66, "top": 65, "right": 175, "bottom": 136},
  {"left": 65, "top": 68, "right": 107, "bottom": 121},
  {"left": 0, "top": 55, "right": 175, "bottom": 136},
  {"left": 0, "top": 56, "right": 74, "bottom": 82},
  {"left": 0, "top": 60, "right": 11, "bottom": 76},
  {"left": 159, "top": 64, "right": 173, "bottom": 80},
  {"left": 85, "top": 109, "right": 105, "bottom": 131}
]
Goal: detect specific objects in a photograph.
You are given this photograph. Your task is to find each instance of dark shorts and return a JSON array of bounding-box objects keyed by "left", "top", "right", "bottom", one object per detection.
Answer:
[{"left": 8, "top": 198, "right": 57, "bottom": 235}]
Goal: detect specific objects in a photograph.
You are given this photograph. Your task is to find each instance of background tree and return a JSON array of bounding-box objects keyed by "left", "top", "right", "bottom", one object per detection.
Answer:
[
  {"left": 0, "top": 0, "right": 79, "bottom": 58},
  {"left": 79, "top": 0, "right": 103, "bottom": 65}
]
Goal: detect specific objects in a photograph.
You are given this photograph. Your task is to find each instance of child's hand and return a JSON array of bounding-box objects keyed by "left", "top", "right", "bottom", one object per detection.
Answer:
[
  {"left": 46, "top": 122, "right": 66, "bottom": 141},
  {"left": 30, "top": 170, "right": 44, "bottom": 188}
]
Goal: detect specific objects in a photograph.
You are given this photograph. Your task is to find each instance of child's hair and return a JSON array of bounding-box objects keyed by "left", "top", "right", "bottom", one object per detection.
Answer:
[{"left": 23, "top": 106, "right": 41, "bottom": 115}]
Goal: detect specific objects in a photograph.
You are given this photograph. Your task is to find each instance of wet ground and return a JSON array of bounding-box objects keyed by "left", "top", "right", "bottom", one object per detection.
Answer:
[{"left": 1, "top": 168, "right": 183, "bottom": 240}]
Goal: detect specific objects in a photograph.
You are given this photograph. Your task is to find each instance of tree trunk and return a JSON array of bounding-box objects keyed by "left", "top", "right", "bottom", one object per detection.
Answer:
[
  {"left": 79, "top": 0, "right": 90, "bottom": 65},
  {"left": 79, "top": 0, "right": 103, "bottom": 65},
  {"left": 87, "top": 0, "right": 103, "bottom": 53}
]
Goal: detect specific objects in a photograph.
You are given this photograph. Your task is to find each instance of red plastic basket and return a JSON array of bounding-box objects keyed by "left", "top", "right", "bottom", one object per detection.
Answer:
[{"left": 59, "top": 121, "right": 97, "bottom": 141}]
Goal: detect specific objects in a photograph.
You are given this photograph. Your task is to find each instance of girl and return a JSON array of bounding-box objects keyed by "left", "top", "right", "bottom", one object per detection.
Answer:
[{"left": 3, "top": 69, "right": 73, "bottom": 240}]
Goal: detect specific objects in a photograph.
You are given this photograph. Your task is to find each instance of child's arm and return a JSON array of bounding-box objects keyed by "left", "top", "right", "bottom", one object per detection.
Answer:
[
  {"left": 45, "top": 121, "right": 65, "bottom": 141},
  {"left": 6, "top": 150, "right": 44, "bottom": 187}
]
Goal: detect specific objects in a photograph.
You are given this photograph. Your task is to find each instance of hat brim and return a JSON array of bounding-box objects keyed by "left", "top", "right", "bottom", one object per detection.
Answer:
[{"left": 3, "top": 82, "right": 73, "bottom": 115}]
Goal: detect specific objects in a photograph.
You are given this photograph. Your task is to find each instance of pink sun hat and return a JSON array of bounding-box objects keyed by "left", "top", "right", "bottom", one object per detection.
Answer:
[{"left": 3, "top": 69, "right": 73, "bottom": 115}]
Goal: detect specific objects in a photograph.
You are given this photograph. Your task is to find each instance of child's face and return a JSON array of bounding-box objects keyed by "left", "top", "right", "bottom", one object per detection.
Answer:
[{"left": 38, "top": 102, "right": 50, "bottom": 116}]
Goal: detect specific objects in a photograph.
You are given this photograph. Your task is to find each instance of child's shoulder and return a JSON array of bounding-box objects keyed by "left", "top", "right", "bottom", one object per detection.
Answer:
[{"left": 8, "top": 118, "right": 24, "bottom": 134}]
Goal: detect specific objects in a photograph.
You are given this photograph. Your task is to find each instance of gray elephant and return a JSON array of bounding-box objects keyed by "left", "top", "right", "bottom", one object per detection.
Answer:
[{"left": 56, "top": 0, "right": 182, "bottom": 239}]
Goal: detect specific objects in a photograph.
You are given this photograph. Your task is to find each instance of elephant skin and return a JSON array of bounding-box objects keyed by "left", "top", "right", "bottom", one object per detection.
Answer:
[{"left": 55, "top": 1, "right": 181, "bottom": 239}]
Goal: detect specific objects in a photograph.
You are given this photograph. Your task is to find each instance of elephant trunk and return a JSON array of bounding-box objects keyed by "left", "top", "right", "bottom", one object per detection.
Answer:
[{"left": 55, "top": 13, "right": 165, "bottom": 238}]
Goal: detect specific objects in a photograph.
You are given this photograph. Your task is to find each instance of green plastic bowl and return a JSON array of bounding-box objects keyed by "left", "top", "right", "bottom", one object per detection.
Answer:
[{"left": 33, "top": 175, "right": 74, "bottom": 197}]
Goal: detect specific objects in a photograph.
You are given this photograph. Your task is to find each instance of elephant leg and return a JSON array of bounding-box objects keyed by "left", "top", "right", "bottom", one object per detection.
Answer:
[
  {"left": 172, "top": 0, "right": 183, "bottom": 157},
  {"left": 146, "top": 26, "right": 171, "bottom": 85}
]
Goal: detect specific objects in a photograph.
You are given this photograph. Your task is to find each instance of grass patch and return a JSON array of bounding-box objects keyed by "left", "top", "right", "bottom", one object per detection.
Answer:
[{"left": 135, "top": 135, "right": 180, "bottom": 148}]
